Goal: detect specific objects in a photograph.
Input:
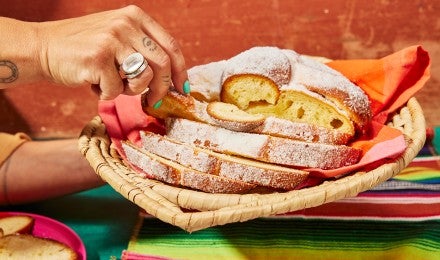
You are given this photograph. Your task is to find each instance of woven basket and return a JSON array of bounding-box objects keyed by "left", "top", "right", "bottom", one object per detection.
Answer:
[{"left": 78, "top": 97, "right": 426, "bottom": 232}]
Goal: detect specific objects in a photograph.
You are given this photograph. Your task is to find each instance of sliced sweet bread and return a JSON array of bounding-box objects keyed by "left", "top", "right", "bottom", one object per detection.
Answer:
[
  {"left": 206, "top": 101, "right": 266, "bottom": 132},
  {"left": 165, "top": 117, "right": 362, "bottom": 170},
  {"left": 0, "top": 234, "right": 78, "bottom": 260},
  {"left": 183, "top": 46, "right": 372, "bottom": 136},
  {"left": 186, "top": 59, "right": 227, "bottom": 102},
  {"left": 144, "top": 47, "right": 371, "bottom": 143},
  {"left": 145, "top": 90, "right": 351, "bottom": 145},
  {"left": 220, "top": 47, "right": 371, "bottom": 136},
  {"left": 122, "top": 142, "right": 257, "bottom": 194},
  {"left": 221, "top": 74, "right": 280, "bottom": 110},
  {"left": 142, "top": 89, "right": 214, "bottom": 124},
  {"left": 139, "top": 131, "right": 308, "bottom": 190},
  {"left": 250, "top": 116, "right": 352, "bottom": 145},
  {"left": 244, "top": 89, "right": 355, "bottom": 137},
  {"left": 0, "top": 216, "right": 34, "bottom": 236}
]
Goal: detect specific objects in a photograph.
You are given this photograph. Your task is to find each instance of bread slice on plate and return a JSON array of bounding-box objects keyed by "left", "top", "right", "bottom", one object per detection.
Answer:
[
  {"left": 139, "top": 131, "right": 308, "bottom": 190},
  {"left": 165, "top": 117, "right": 362, "bottom": 170},
  {"left": 0, "top": 234, "right": 78, "bottom": 260},
  {"left": 0, "top": 215, "right": 34, "bottom": 236}
]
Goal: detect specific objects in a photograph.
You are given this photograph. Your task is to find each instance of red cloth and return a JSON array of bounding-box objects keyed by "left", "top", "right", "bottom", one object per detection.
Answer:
[{"left": 98, "top": 45, "right": 430, "bottom": 178}]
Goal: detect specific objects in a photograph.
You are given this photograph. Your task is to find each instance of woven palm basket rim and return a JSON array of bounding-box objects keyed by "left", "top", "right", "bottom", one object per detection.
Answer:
[{"left": 78, "top": 97, "right": 425, "bottom": 232}]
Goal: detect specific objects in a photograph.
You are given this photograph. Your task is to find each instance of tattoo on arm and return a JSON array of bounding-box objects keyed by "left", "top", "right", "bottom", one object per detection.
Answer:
[
  {"left": 0, "top": 60, "right": 18, "bottom": 83},
  {"left": 142, "top": 37, "right": 158, "bottom": 52}
]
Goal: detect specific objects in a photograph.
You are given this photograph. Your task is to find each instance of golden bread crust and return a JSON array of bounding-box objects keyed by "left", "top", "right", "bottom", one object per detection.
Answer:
[
  {"left": 0, "top": 234, "right": 78, "bottom": 260},
  {"left": 221, "top": 74, "right": 280, "bottom": 110},
  {"left": 206, "top": 102, "right": 266, "bottom": 132}
]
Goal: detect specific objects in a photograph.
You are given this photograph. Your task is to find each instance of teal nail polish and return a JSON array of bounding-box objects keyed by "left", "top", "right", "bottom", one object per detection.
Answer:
[
  {"left": 153, "top": 99, "right": 163, "bottom": 109},
  {"left": 183, "top": 80, "right": 191, "bottom": 94}
]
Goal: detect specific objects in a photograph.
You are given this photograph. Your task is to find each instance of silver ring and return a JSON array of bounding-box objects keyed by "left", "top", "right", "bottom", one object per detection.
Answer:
[{"left": 121, "top": 52, "right": 147, "bottom": 79}]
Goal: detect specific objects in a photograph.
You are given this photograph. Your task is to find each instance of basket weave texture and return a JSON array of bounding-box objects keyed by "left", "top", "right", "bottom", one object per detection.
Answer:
[{"left": 79, "top": 97, "right": 426, "bottom": 232}]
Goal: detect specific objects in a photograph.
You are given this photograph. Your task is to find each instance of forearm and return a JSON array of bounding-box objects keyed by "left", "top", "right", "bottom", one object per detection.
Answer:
[
  {"left": 1, "top": 6, "right": 190, "bottom": 102},
  {"left": 0, "top": 139, "right": 105, "bottom": 205},
  {"left": 0, "top": 17, "right": 46, "bottom": 87}
]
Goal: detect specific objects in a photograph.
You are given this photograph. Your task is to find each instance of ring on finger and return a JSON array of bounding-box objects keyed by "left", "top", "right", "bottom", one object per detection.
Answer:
[{"left": 121, "top": 52, "right": 148, "bottom": 79}]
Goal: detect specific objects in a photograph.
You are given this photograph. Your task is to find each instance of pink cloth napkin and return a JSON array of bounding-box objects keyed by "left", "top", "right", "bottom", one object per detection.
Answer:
[{"left": 98, "top": 46, "right": 430, "bottom": 179}]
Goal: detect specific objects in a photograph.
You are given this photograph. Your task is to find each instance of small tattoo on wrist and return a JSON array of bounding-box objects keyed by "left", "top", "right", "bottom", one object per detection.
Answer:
[
  {"left": 142, "top": 36, "right": 158, "bottom": 52},
  {"left": 0, "top": 60, "right": 18, "bottom": 83}
]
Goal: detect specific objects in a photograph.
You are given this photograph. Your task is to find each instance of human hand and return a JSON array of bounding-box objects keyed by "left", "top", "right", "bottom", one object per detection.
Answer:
[{"left": 37, "top": 5, "right": 189, "bottom": 106}]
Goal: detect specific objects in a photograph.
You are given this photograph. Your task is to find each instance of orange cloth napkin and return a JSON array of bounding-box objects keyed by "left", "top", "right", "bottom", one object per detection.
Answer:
[
  {"left": 98, "top": 45, "right": 430, "bottom": 179},
  {"left": 327, "top": 45, "right": 430, "bottom": 125}
]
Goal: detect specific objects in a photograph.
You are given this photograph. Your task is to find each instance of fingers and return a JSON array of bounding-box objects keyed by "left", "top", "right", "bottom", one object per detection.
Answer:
[
  {"left": 139, "top": 22, "right": 189, "bottom": 94},
  {"left": 118, "top": 51, "right": 154, "bottom": 96},
  {"left": 87, "top": 5, "right": 189, "bottom": 104},
  {"left": 93, "top": 57, "right": 124, "bottom": 100},
  {"left": 95, "top": 49, "right": 153, "bottom": 100},
  {"left": 125, "top": 33, "right": 187, "bottom": 107},
  {"left": 133, "top": 36, "right": 172, "bottom": 107},
  {"left": 123, "top": 65, "right": 154, "bottom": 96},
  {"left": 132, "top": 6, "right": 190, "bottom": 96}
]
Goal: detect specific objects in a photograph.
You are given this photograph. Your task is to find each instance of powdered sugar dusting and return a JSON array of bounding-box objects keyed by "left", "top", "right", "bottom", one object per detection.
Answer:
[
  {"left": 141, "top": 131, "right": 217, "bottom": 173},
  {"left": 223, "top": 46, "right": 291, "bottom": 87},
  {"left": 219, "top": 160, "right": 307, "bottom": 190},
  {"left": 264, "top": 136, "right": 362, "bottom": 169},
  {"left": 180, "top": 170, "right": 255, "bottom": 193},
  {"left": 166, "top": 118, "right": 268, "bottom": 158},
  {"left": 123, "top": 141, "right": 255, "bottom": 193},
  {"left": 187, "top": 46, "right": 371, "bottom": 129},
  {"left": 166, "top": 118, "right": 362, "bottom": 169},
  {"left": 290, "top": 54, "right": 371, "bottom": 126},
  {"left": 188, "top": 60, "right": 227, "bottom": 101},
  {"left": 253, "top": 116, "right": 351, "bottom": 145},
  {"left": 122, "top": 142, "right": 179, "bottom": 185},
  {"left": 140, "top": 130, "right": 308, "bottom": 190}
]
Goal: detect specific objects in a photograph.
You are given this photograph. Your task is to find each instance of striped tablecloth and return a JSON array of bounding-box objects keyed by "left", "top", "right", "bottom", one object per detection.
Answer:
[{"left": 123, "top": 127, "right": 440, "bottom": 260}]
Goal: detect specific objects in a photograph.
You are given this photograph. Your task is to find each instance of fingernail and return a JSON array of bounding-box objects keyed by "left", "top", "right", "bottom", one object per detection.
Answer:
[
  {"left": 183, "top": 80, "right": 191, "bottom": 94},
  {"left": 153, "top": 99, "right": 163, "bottom": 109}
]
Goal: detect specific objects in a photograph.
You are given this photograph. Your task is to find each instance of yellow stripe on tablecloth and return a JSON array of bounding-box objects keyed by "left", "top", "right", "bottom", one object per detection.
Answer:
[{"left": 127, "top": 243, "right": 440, "bottom": 260}]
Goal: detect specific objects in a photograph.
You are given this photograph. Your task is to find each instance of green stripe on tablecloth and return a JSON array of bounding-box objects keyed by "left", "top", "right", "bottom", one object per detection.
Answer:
[{"left": 128, "top": 217, "right": 440, "bottom": 259}]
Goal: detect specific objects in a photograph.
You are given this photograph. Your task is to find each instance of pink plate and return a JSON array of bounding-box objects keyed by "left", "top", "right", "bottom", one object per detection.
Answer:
[{"left": 0, "top": 211, "right": 86, "bottom": 260}]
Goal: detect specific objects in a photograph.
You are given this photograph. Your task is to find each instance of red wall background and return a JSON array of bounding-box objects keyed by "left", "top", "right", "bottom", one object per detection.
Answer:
[{"left": 1, "top": 0, "right": 439, "bottom": 138}]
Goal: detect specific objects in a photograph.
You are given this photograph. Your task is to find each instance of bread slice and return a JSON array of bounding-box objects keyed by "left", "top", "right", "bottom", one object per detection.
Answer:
[
  {"left": 0, "top": 234, "right": 78, "bottom": 260},
  {"left": 250, "top": 116, "right": 351, "bottom": 145},
  {"left": 206, "top": 101, "right": 266, "bottom": 132},
  {"left": 221, "top": 74, "right": 280, "bottom": 110},
  {"left": 0, "top": 216, "right": 34, "bottom": 236},
  {"left": 165, "top": 118, "right": 362, "bottom": 170},
  {"left": 122, "top": 142, "right": 257, "bottom": 193},
  {"left": 142, "top": 89, "right": 213, "bottom": 124},
  {"left": 244, "top": 89, "right": 355, "bottom": 137},
  {"left": 139, "top": 131, "right": 308, "bottom": 190}
]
